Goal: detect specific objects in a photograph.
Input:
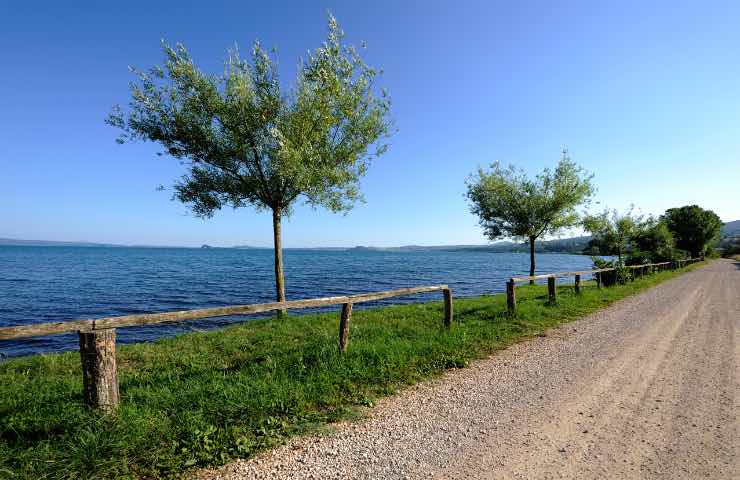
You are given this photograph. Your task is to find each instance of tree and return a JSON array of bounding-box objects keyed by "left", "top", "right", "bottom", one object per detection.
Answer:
[
  {"left": 108, "top": 15, "right": 392, "bottom": 306},
  {"left": 663, "top": 205, "right": 722, "bottom": 258},
  {"left": 466, "top": 151, "right": 594, "bottom": 283},
  {"left": 632, "top": 217, "right": 676, "bottom": 262},
  {"left": 582, "top": 208, "right": 642, "bottom": 263}
]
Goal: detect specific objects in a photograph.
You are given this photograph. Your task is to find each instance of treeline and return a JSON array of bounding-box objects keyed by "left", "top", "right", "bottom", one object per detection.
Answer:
[{"left": 582, "top": 205, "right": 723, "bottom": 264}]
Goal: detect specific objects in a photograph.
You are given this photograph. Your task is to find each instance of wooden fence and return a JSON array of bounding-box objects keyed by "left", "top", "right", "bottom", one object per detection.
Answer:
[
  {"left": 0, "top": 285, "right": 453, "bottom": 412},
  {"left": 0, "top": 256, "right": 702, "bottom": 413},
  {"left": 505, "top": 258, "right": 701, "bottom": 313}
]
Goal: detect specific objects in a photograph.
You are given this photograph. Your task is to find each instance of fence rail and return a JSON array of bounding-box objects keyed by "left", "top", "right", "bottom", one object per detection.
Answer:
[
  {"left": 506, "top": 259, "right": 701, "bottom": 313},
  {"left": 0, "top": 285, "right": 451, "bottom": 341},
  {"left": 0, "top": 284, "right": 453, "bottom": 412}
]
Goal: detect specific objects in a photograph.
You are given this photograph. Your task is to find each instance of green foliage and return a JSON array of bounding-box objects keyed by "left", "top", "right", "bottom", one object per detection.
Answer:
[
  {"left": 107, "top": 14, "right": 393, "bottom": 303},
  {"left": 466, "top": 150, "right": 594, "bottom": 276},
  {"left": 0, "top": 265, "right": 700, "bottom": 479},
  {"left": 466, "top": 151, "right": 594, "bottom": 241},
  {"left": 591, "top": 257, "right": 632, "bottom": 285},
  {"left": 663, "top": 205, "right": 722, "bottom": 258},
  {"left": 582, "top": 207, "right": 641, "bottom": 262},
  {"left": 632, "top": 217, "right": 677, "bottom": 262},
  {"left": 108, "top": 14, "right": 391, "bottom": 218}
]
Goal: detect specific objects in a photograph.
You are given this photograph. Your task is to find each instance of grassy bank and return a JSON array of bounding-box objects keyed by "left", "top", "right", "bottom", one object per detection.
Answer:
[{"left": 0, "top": 264, "right": 703, "bottom": 479}]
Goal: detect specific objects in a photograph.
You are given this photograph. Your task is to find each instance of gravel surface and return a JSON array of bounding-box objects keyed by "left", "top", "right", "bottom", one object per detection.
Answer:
[{"left": 197, "top": 260, "right": 739, "bottom": 479}]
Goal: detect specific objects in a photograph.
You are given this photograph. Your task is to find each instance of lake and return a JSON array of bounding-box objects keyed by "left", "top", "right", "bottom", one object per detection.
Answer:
[{"left": 0, "top": 246, "right": 598, "bottom": 358}]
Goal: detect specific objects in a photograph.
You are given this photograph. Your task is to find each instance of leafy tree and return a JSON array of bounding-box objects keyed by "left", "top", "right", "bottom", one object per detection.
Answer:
[
  {"left": 467, "top": 151, "right": 594, "bottom": 283},
  {"left": 663, "top": 205, "right": 722, "bottom": 258},
  {"left": 108, "top": 15, "right": 392, "bottom": 305},
  {"left": 582, "top": 208, "right": 642, "bottom": 263},
  {"left": 632, "top": 217, "right": 676, "bottom": 262}
]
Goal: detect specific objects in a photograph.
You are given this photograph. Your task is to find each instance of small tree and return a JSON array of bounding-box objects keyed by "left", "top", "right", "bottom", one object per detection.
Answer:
[
  {"left": 108, "top": 15, "right": 392, "bottom": 306},
  {"left": 663, "top": 205, "right": 722, "bottom": 258},
  {"left": 582, "top": 208, "right": 642, "bottom": 263},
  {"left": 466, "top": 151, "right": 594, "bottom": 283}
]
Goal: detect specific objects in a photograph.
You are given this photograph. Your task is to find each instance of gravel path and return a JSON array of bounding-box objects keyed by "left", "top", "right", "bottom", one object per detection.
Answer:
[{"left": 198, "top": 260, "right": 739, "bottom": 479}]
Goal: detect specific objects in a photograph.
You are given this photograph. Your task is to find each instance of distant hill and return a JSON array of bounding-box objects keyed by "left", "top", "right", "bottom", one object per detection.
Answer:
[
  {"left": 0, "top": 238, "right": 118, "bottom": 247},
  {"left": 0, "top": 236, "right": 593, "bottom": 253},
  {"left": 0, "top": 238, "right": 177, "bottom": 248},
  {"left": 351, "top": 236, "right": 591, "bottom": 254},
  {"left": 722, "top": 220, "right": 740, "bottom": 237}
]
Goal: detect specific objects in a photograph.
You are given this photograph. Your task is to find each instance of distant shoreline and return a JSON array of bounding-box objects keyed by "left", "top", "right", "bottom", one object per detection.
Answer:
[{"left": 0, "top": 237, "right": 593, "bottom": 254}]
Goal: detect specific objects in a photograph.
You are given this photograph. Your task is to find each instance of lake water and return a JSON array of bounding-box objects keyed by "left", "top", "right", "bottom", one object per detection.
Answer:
[{"left": 0, "top": 246, "right": 598, "bottom": 358}]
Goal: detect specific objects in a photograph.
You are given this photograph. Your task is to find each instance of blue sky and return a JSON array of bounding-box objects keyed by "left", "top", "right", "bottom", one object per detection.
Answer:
[{"left": 2, "top": 1, "right": 739, "bottom": 247}]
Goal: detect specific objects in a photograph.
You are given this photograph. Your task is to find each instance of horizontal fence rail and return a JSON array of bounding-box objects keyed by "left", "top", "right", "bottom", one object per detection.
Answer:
[
  {"left": 0, "top": 284, "right": 453, "bottom": 412},
  {"left": 0, "top": 285, "right": 450, "bottom": 341},
  {"left": 510, "top": 267, "right": 616, "bottom": 283},
  {"left": 506, "top": 259, "right": 700, "bottom": 314}
]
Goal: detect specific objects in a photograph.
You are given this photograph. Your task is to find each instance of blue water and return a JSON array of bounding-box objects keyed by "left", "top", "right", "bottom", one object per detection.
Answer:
[{"left": 0, "top": 246, "right": 598, "bottom": 358}]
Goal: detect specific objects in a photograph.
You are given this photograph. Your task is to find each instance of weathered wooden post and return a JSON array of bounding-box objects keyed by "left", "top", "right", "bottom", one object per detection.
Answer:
[
  {"left": 596, "top": 272, "right": 602, "bottom": 289},
  {"left": 338, "top": 302, "right": 353, "bottom": 353},
  {"left": 574, "top": 274, "right": 581, "bottom": 294},
  {"left": 79, "top": 329, "right": 119, "bottom": 413},
  {"left": 443, "top": 288, "right": 453, "bottom": 328},
  {"left": 506, "top": 279, "right": 517, "bottom": 314},
  {"left": 547, "top": 276, "right": 556, "bottom": 304}
]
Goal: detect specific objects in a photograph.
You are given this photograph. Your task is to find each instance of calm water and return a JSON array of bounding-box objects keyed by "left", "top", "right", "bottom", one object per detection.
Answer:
[{"left": 0, "top": 246, "right": 597, "bottom": 358}]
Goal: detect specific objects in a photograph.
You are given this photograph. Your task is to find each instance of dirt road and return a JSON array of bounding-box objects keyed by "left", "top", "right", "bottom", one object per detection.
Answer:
[{"left": 201, "top": 260, "right": 739, "bottom": 479}]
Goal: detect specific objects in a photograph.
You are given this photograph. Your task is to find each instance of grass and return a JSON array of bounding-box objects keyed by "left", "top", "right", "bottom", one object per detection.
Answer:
[{"left": 0, "top": 264, "right": 703, "bottom": 479}]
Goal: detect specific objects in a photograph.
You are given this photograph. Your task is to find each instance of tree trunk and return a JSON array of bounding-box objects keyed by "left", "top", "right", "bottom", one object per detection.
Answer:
[
  {"left": 272, "top": 208, "right": 287, "bottom": 316},
  {"left": 529, "top": 236, "right": 536, "bottom": 285}
]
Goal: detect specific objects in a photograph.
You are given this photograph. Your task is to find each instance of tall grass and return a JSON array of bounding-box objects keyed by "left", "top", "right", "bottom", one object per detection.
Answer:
[{"left": 0, "top": 264, "right": 702, "bottom": 479}]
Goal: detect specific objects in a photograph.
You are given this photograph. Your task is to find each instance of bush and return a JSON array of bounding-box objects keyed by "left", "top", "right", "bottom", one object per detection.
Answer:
[{"left": 592, "top": 257, "right": 632, "bottom": 286}]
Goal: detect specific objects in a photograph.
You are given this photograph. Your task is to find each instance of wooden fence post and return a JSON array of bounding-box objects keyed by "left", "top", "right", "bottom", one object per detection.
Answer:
[
  {"left": 574, "top": 274, "right": 581, "bottom": 294},
  {"left": 338, "top": 302, "right": 353, "bottom": 353},
  {"left": 506, "top": 279, "right": 517, "bottom": 314},
  {"left": 79, "top": 329, "right": 119, "bottom": 413},
  {"left": 596, "top": 272, "right": 602, "bottom": 289},
  {"left": 548, "top": 276, "right": 556, "bottom": 304},
  {"left": 443, "top": 288, "right": 453, "bottom": 328}
]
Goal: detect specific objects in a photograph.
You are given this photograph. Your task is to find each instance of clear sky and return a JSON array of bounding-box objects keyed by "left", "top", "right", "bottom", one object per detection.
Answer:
[{"left": 2, "top": 1, "right": 739, "bottom": 247}]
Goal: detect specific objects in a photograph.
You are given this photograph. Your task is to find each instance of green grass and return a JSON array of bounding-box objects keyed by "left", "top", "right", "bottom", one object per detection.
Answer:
[{"left": 0, "top": 264, "right": 703, "bottom": 479}]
